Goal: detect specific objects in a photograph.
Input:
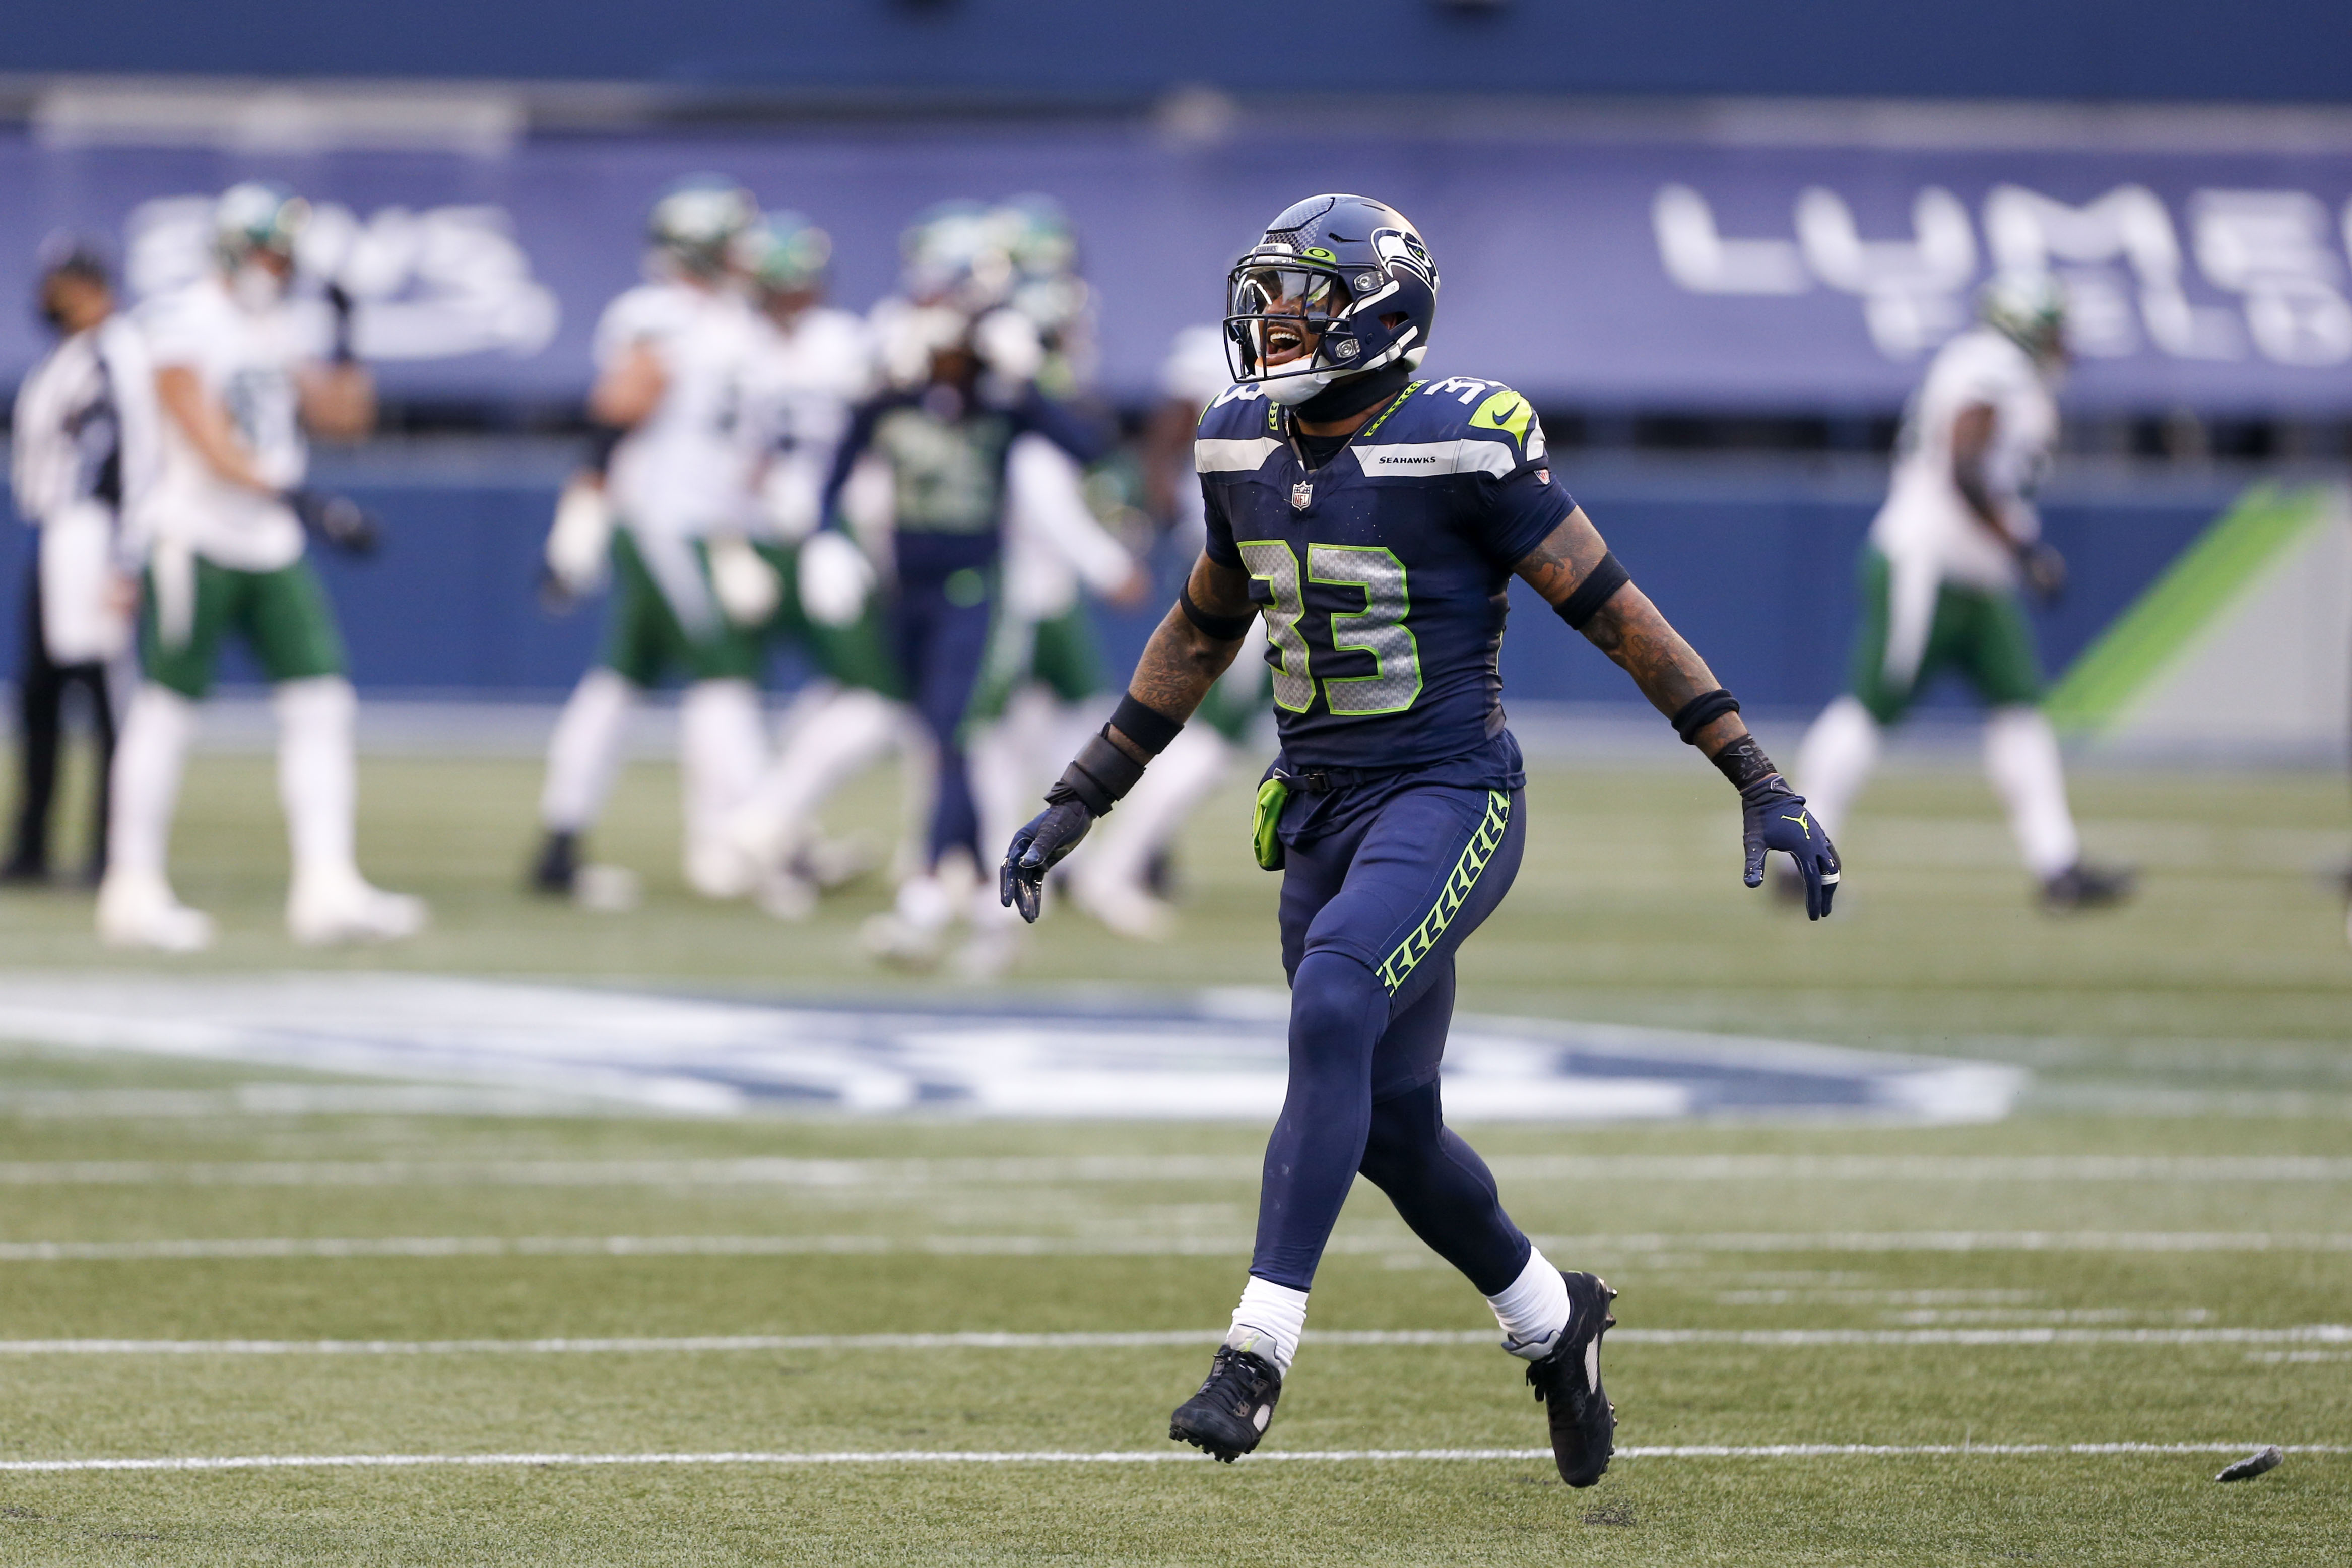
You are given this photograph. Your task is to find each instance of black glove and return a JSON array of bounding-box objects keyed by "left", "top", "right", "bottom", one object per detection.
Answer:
[
  {"left": 1000, "top": 800, "right": 1097, "bottom": 923},
  {"left": 1743, "top": 773, "right": 1840, "bottom": 920},
  {"left": 2019, "top": 540, "right": 2066, "bottom": 604},
  {"left": 325, "top": 281, "right": 357, "bottom": 364},
  {"left": 999, "top": 726, "right": 1152, "bottom": 923},
  {"left": 285, "top": 489, "right": 380, "bottom": 557}
]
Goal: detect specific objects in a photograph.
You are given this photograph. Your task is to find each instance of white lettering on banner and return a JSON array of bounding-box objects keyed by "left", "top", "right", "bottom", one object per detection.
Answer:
[
  {"left": 1651, "top": 186, "right": 1811, "bottom": 295},
  {"left": 1981, "top": 184, "right": 2240, "bottom": 360},
  {"left": 1795, "top": 187, "right": 1977, "bottom": 358},
  {"left": 1656, "top": 180, "right": 2352, "bottom": 368},
  {"left": 2192, "top": 191, "right": 2352, "bottom": 367},
  {"left": 127, "top": 196, "right": 560, "bottom": 360}
]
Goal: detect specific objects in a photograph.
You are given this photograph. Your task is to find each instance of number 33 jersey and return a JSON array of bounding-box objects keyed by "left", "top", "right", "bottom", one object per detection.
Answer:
[{"left": 1197, "top": 375, "right": 1572, "bottom": 774}]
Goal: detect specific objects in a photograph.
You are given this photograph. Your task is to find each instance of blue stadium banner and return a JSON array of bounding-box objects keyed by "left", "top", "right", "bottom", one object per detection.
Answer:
[{"left": 3, "top": 127, "right": 2350, "bottom": 412}]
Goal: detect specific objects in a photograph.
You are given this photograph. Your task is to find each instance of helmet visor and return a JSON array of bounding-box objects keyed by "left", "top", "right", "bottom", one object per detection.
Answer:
[{"left": 1225, "top": 263, "right": 1354, "bottom": 381}]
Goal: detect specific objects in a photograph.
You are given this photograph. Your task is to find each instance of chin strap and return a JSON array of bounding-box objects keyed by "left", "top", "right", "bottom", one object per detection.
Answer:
[{"left": 1288, "top": 362, "right": 1412, "bottom": 424}]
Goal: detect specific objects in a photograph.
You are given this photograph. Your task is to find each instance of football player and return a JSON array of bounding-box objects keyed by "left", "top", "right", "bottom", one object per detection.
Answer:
[
  {"left": 6, "top": 238, "right": 156, "bottom": 886},
  {"left": 1792, "top": 274, "right": 2132, "bottom": 910},
  {"left": 530, "top": 177, "right": 773, "bottom": 906},
  {"left": 718, "top": 210, "right": 909, "bottom": 918},
  {"left": 1001, "top": 195, "right": 1840, "bottom": 1483},
  {"left": 834, "top": 205, "right": 1113, "bottom": 969},
  {"left": 98, "top": 182, "right": 421, "bottom": 950}
]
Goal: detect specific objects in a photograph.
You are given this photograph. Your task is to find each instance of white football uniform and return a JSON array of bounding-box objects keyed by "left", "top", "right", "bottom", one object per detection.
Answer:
[
  {"left": 1871, "top": 326, "right": 2057, "bottom": 593},
  {"left": 138, "top": 277, "right": 324, "bottom": 572},
  {"left": 11, "top": 315, "right": 160, "bottom": 662},
  {"left": 739, "top": 305, "right": 877, "bottom": 543},
  {"left": 597, "top": 281, "right": 760, "bottom": 542}
]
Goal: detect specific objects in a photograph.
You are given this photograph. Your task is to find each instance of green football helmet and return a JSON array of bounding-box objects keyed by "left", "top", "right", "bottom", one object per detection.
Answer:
[{"left": 213, "top": 181, "right": 310, "bottom": 272}]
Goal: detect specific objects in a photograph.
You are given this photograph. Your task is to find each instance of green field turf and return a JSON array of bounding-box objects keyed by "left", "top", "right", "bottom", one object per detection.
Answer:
[{"left": 0, "top": 744, "right": 2347, "bottom": 1563}]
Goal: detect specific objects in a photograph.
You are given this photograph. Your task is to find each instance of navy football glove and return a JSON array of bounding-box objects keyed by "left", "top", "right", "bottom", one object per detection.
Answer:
[
  {"left": 1743, "top": 773, "right": 1840, "bottom": 920},
  {"left": 1000, "top": 801, "right": 1095, "bottom": 923},
  {"left": 286, "top": 489, "right": 380, "bottom": 557}
]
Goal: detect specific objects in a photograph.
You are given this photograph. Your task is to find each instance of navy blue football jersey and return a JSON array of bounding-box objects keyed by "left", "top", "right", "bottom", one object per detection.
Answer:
[{"left": 1197, "top": 374, "right": 1573, "bottom": 772}]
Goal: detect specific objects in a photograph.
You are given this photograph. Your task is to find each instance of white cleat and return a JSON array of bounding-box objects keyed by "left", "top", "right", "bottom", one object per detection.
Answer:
[
  {"left": 572, "top": 863, "right": 642, "bottom": 914},
  {"left": 950, "top": 922, "right": 1022, "bottom": 982},
  {"left": 95, "top": 874, "right": 216, "bottom": 953},
  {"left": 1069, "top": 872, "right": 1177, "bottom": 942},
  {"left": 860, "top": 912, "right": 945, "bottom": 971},
  {"left": 754, "top": 866, "right": 819, "bottom": 922},
  {"left": 684, "top": 840, "right": 759, "bottom": 901},
  {"left": 287, "top": 877, "right": 429, "bottom": 947}
]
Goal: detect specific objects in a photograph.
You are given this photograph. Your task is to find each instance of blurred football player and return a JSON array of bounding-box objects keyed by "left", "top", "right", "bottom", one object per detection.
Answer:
[
  {"left": 1793, "top": 273, "right": 2132, "bottom": 910},
  {"left": 959, "top": 198, "right": 1151, "bottom": 964},
  {"left": 1063, "top": 323, "right": 1273, "bottom": 940},
  {"left": 98, "top": 182, "right": 420, "bottom": 950},
  {"left": 828, "top": 203, "right": 1113, "bottom": 968},
  {"left": 530, "top": 176, "right": 773, "bottom": 907},
  {"left": 717, "top": 210, "right": 910, "bottom": 918},
  {"left": 6, "top": 238, "right": 155, "bottom": 886},
  {"left": 1001, "top": 194, "right": 1839, "bottom": 1479}
]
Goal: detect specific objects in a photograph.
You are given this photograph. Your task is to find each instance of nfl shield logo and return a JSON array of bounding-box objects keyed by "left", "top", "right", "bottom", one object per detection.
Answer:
[{"left": 1290, "top": 479, "right": 1313, "bottom": 511}]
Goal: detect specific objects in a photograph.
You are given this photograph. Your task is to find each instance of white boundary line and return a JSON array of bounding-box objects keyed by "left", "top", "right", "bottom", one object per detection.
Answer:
[
  {"left": 0, "top": 1443, "right": 2343, "bottom": 1474},
  {"left": 3, "top": 1326, "right": 2346, "bottom": 1355},
  {"left": 4, "top": 1155, "right": 2351, "bottom": 1186},
  {"left": 4, "top": 1232, "right": 2350, "bottom": 1261}
]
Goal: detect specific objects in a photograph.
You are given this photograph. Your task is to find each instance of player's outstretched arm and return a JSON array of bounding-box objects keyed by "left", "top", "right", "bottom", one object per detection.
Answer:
[
  {"left": 1514, "top": 508, "right": 1843, "bottom": 919},
  {"left": 1000, "top": 553, "right": 1253, "bottom": 922}
]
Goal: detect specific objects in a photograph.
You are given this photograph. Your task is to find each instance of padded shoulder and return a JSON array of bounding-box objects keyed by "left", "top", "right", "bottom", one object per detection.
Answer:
[{"left": 1350, "top": 375, "right": 1547, "bottom": 477}]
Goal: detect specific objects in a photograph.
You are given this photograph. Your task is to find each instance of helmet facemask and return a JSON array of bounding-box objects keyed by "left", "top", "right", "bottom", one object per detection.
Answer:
[{"left": 1222, "top": 214, "right": 1434, "bottom": 406}]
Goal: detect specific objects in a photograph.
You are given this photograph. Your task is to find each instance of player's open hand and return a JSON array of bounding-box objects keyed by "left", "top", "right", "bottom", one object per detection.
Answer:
[
  {"left": 1000, "top": 801, "right": 1095, "bottom": 923},
  {"left": 1742, "top": 774, "right": 1840, "bottom": 920}
]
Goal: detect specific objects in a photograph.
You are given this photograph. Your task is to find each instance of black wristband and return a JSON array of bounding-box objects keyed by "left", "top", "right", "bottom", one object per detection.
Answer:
[
  {"left": 1556, "top": 551, "right": 1631, "bottom": 631},
  {"left": 1712, "top": 734, "right": 1781, "bottom": 793},
  {"left": 1046, "top": 727, "right": 1149, "bottom": 816},
  {"left": 584, "top": 424, "right": 625, "bottom": 477},
  {"left": 1670, "top": 688, "right": 1741, "bottom": 745},
  {"left": 1109, "top": 693, "right": 1185, "bottom": 756},
  {"left": 1180, "top": 584, "right": 1255, "bottom": 641}
]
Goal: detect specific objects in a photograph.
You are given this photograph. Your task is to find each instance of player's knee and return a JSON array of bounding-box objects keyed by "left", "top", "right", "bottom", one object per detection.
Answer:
[{"left": 1287, "top": 950, "right": 1389, "bottom": 1085}]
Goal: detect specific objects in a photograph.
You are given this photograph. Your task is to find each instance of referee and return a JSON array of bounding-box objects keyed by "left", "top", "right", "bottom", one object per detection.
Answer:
[{"left": 6, "top": 238, "right": 155, "bottom": 884}]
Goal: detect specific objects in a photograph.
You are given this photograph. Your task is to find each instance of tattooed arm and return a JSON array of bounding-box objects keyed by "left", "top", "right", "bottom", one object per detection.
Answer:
[
  {"left": 1102, "top": 552, "right": 1256, "bottom": 763},
  {"left": 1512, "top": 507, "right": 1750, "bottom": 759}
]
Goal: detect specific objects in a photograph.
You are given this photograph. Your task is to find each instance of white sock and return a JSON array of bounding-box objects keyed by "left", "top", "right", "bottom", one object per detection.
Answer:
[
  {"left": 1794, "top": 694, "right": 1881, "bottom": 840},
  {"left": 275, "top": 676, "right": 359, "bottom": 888},
  {"left": 1226, "top": 1276, "right": 1310, "bottom": 1377},
  {"left": 1984, "top": 706, "right": 2081, "bottom": 880},
  {"left": 678, "top": 679, "right": 767, "bottom": 867},
  {"left": 732, "top": 687, "right": 900, "bottom": 862},
  {"left": 1079, "top": 725, "right": 1232, "bottom": 891},
  {"left": 106, "top": 682, "right": 197, "bottom": 883},
  {"left": 1487, "top": 1247, "right": 1573, "bottom": 1361},
  {"left": 539, "top": 668, "right": 636, "bottom": 834}
]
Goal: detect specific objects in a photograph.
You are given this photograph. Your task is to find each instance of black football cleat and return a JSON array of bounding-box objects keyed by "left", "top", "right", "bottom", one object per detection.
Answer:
[
  {"left": 1526, "top": 1271, "right": 1618, "bottom": 1488},
  {"left": 1170, "top": 1344, "right": 1282, "bottom": 1462},
  {"left": 2040, "top": 861, "right": 2135, "bottom": 911},
  {"left": 528, "top": 829, "right": 578, "bottom": 896}
]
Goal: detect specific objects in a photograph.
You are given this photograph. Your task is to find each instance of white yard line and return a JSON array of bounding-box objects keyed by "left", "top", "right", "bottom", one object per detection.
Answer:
[
  {"left": 4, "top": 1231, "right": 2350, "bottom": 1262},
  {"left": 0, "top": 1443, "right": 2343, "bottom": 1473},
  {"left": 2, "top": 1325, "right": 2346, "bottom": 1355},
  {"left": 4, "top": 1155, "right": 2351, "bottom": 1185}
]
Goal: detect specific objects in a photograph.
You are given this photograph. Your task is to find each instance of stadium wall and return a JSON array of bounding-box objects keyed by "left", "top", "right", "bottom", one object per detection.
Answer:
[
  {"left": 6, "top": 2, "right": 2352, "bottom": 104},
  {"left": 7, "top": 125, "right": 2352, "bottom": 414},
  {"left": 0, "top": 456, "right": 2244, "bottom": 720}
]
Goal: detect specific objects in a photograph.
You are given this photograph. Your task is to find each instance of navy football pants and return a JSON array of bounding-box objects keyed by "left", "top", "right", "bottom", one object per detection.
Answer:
[
  {"left": 888, "top": 573, "right": 992, "bottom": 868},
  {"left": 1251, "top": 782, "right": 1533, "bottom": 1295}
]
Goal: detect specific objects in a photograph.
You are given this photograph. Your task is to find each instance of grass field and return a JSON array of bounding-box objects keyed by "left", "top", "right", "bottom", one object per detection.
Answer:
[{"left": 0, "top": 742, "right": 2348, "bottom": 1564}]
